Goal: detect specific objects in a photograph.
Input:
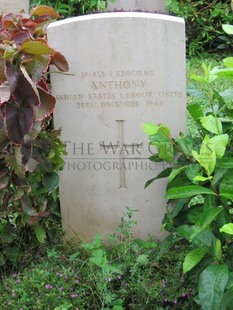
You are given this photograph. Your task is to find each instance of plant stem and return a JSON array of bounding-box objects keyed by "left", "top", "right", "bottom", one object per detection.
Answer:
[{"left": 161, "top": 128, "right": 194, "bottom": 163}]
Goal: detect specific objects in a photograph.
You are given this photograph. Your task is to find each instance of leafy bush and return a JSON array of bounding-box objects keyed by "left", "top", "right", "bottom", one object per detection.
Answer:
[
  {"left": 167, "top": 0, "right": 233, "bottom": 56},
  {"left": 143, "top": 26, "right": 233, "bottom": 310},
  {"left": 0, "top": 6, "right": 68, "bottom": 270},
  {"left": 30, "top": 0, "right": 106, "bottom": 17}
]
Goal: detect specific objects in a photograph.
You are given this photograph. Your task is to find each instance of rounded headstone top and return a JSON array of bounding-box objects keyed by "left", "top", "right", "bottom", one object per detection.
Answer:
[
  {"left": 0, "top": 0, "right": 29, "bottom": 14},
  {"left": 107, "top": 0, "right": 166, "bottom": 12}
]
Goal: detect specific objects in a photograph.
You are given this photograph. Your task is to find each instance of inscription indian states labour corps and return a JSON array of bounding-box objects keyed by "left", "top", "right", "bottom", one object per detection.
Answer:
[{"left": 100, "top": 120, "right": 143, "bottom": 189}]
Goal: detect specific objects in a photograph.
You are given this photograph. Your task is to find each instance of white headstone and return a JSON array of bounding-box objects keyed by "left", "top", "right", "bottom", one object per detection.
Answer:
[
  {"left": 107, "top": 0, "right": 165, "bottom": 11},
  {"left": 0, "top": 0, "right": 29, "bottom": 13},
  {"left": 48, "top": 12, "right": 186, "bottom": 241}
]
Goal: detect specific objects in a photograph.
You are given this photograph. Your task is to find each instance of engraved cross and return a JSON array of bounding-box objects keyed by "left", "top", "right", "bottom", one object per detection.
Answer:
[{"left": 100, "top": 120, "right": 143, "bottom": 189}]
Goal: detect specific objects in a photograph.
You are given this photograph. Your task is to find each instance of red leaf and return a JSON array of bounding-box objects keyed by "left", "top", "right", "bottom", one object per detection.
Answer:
[
  {"left": 12, "top": 69, "right": 40, "bottom": 107},
  {"left": 6, "top": 103, "right": 34, "bottom": 144},
  {"left": 31, "top": 6, "right": 60, "bottom": 19},
  {"left": 38, "top": 211, "right": 51, "bottom": 218},
  {"left": 38, "top": 78, "right": 49, "bottom": 91},
  {"left": 3, "top": 20, "right": 18, "bottom": 32},
  {"left": 0, "top": 112, "right": 3, "bottom": 128},
  {"left": 11, "top": 30, "right": 30, "bottom": 45},
  {"left": 34, "top": 87, "right": 55, "bottom": 121},
  {"left": 21, "top": 19, "right": 38, "bottom": 35},
  {"left": 19, "top": 65, "right": 40, "bottom": 105},
  {"left": 0, "top": 30, "right": 11, "bottom": 42},
  {"left": 27, "top": 216, "right": 37, "bottom": 225},
  {"left": 34, "top": 15, "right": 53, "bottom": 24},
  {"left": 5, "top": 61, "right": 19, "bottom": 94},
  {"left": 50, "top": 51, "right": 69, "bottom": 72},
  {"left": 21, "top": 143, "right": 32, "bottom": 165}
]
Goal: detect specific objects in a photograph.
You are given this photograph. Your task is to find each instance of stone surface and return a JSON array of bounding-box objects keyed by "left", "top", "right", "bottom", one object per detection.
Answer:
[
  {"left": 0, "top": 0, "right": 29, "bottom": 13},
  {"left": 47, "top": 12, "right": 186, "bottom": 241},
  {"left": 107, "top": 0, "right": 165, "bottom": 11}
]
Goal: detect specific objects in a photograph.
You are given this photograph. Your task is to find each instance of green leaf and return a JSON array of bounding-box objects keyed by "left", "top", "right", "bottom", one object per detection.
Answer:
[
  {"left": 222, "top": 24, "right": 233, "bottom": 35},
  {"left": 209, "top": 134, "right": 229, "bottom": 159},
  {"left": 147, "top": 125, "right": 173, "bottom": 162},
  {"left": 54, "top": 304, "right": 72, "bottom": 310},
  {"left": 112, "top": 306, "right": 123, "bottom": 310},
  {"left": 198, "top": 264, "right": 229, "bottom": 310},
  {"left": 152, "top": 141, "right": 174, "bottom": 162},
  {"left": 190, "top": 207, "right": 223, "bottom": 240},
  {"left": 148, "top": 154, "right": 163, "bottom": 162},
  {"left": 166, "top": 185, "right": 216, "bottom": 199},
  {"left": 217, "top": 156, "right": 233, "bottom": 168},
  {"left": 89, "top": 249, "right": 105, "bottom": 266},
  {"left": 81, "top": 234, "right": 103, "bottom": 251},
  {"left": 212, "top": 168, "right": 227, "bottom": 186},
  {"left": 5, "top": 146, "right": 25, "bottom": 178},
  {"left": 144, "top": 168, "right": 172, "bottom": 188},
  {"left": 220, "top": 223, "right": 233, "bottom": 235},
  {"left": 187, "top": 207, "right": 204, "bottom": 224},
  {"left": 226, "top": 272, "right": 233, "bottom": 290},
  {"left": 190, "top": 73, "right": 208, "bottom": 84},
  {"left": 183, "top": 247, "right": 207, "bottom": 273},
  {"left": 187, "top": 85, "right": 208, "bottom": 100},
  {"left": 136, "top": 254, "right": 149, "bottom": 265},
  {"left": 177, "top": 225, "right": 195, "bottom": 240},
  {"left": 192, "top": 135, "right": 216, "bottom": 176},
  {"left": 144, "top": 177, "right": 157, "bottom": 189},
  {"left": 25, "top": 54, "right": 50, "bottom": 83},
  {"left": 187, "top": 103, "right": 204, "bottom": 121},
  {"left": 223, "top": 57, "right": 233, "bottom": 68},
  {"left": 34, "top": 224, "right": 46, "bottom": 243},
  {"left": 168, "top": 166, "right": 188, "bottom": 183},
  {"left": 42, "top": 172, "right": 59, "bottom": 193},
  {"left": 176, "top": 135, "right": 193, "bottom": 156},
  {"left": 21, "top": 195, "right": 37, "bottom": 216},
  {"left": 219, "top": 170, "right": 233, "bottom": 201},
  {"left": 1, "top": 227, "right": 15, "bottom": 243},
  {"left": 168, "top": 198, "right": 188, "bottom": 219},
  {"left": 193, "top": 230, "right": 217, "bottom": 250},
  {"left": 203, "top": 195, "right": 217, "bottom": 211},
  {"left": 148, "top": 125, "right": 171, "bottom": 142},
  {"left": 143, "top": 123, "right": 160, "bottom": 135},
  {"left": 185, "top": 164, "right": 201, "bottom": 181},
  {"left": 193, "top": 175, "right": 212, "bottom": 182},
  {"left": 200, "top": 115, "right": 222, "bottom": 135},
  {"left": 21, "top": 41, "right": 53, "bottom": 55},
  {"left": 213, "top": 239, "right": 222, "bottom": 262},
  {"left": 220, "top": 88, "right": 233, "bottom": 98},
  {"left": 201, "top": 63, "right": 218, "bottom": 83},
  {"left": 220, "top": 289, "right": 233, "bottom": 310},
  {"left": 217, "top": 68, "right": 233, "bottom": 79}
]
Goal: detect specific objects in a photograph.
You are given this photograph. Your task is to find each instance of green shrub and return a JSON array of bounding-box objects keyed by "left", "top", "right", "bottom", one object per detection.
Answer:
[
  {"left": 30, "top": 0, "right": 106, "bottom": 16},
  {"left": 143, "top": 26, "right": 233, "bottom": 309},
  {"left": 167, "top": 0, "right": 233, "bottom": 56}
]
